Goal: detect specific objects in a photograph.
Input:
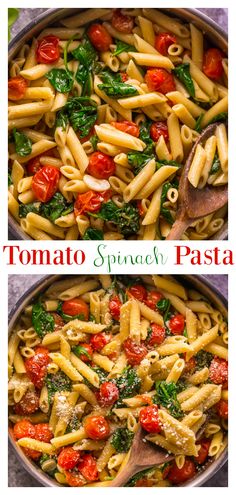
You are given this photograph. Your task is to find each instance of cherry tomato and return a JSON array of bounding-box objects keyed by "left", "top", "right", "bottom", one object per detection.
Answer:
[
  {"left": 65, "top": 471, "right": 86, "bottom": 487},
  {"left": 145, "top": 68, "right": 176, "bottom": 94},
  {"left": 32, "top": 166, "right": 60, "bottom": 203},
  {"left": 36, "top": 35, "right": 60, "bottom": 64},
  {"left": 112, "top": 9, "right": 134, "bottom": 34},
  {"left": 184, "top": 356, "right": 196, "bottom": 374},
  {"left": 203, "top": 48, "right": 224, "bottom": 80},
  {"left": 26, "top": 149, "right": 55, "bottom": 176},
  {"left": 162, "top": 464, "right": 172, "bottom": 479},
  {"left": 167, "top": 459, "right": 196, "bottom": 484},
  {"left": 77, "top": 343, "right": 93, "bottom": 363},
  {"left": 8, "top": 76, "right": 28, "bottom": 101},
  {"left": 87, "top": 24, "right": 112, "bottom": 52},
  {"left": 87, "top": 151, "right": 115, "bottom": 179},
  {"left": 195, "top": 439, "right": 211, "bottom": 464},
  {"left": 150, "top": 121, "right": 169, "bottom": 142},
  {"left": 135, "top": 478, "right": 153, "bottom": 487},
  {"left": 155, "top": 33, "right": 177, "bottom": 56},
  {"left": 34, "top": 423, "right": 53, "bottom": 443},
  {"left": 90, "top": 332, "right": 111, "bottom": 351},
  {"left": 52, "top": 312, "right": 65, "bottom": 330},
  {"left": 139, "top": 404, "right": 161, "bottom": 433},
  {"left": 97, "top": 382, "right": 119, "bottom": 407},
  {"left": 145, "top": 290, "right": 163, "bottom": 310},
  {"left": 84, "top": 415, "right": 110, "bottom": 440},
  {"left": 120, "top": 72, "right": 128, "bottom": 82},
  {"left": 216, "top": 399, "right": 228, "bottom": 419},
  {"left": 169, "top": 314, "right": 185, "bottom": 335},
  {"left": 147, "top": 323, "right": 165, "bottom": 346},
  {"left": 209, "top": 357, "right": 228, "bottom": 384},
  {"left": 58, "top": 447, "right": 81, "bottom": 470},
  {"left": 24, "top": 448, "right": 41, "bottom": 460},
  {"left": 123, "top": 337, "right": 147, "bottom": 365},
  {"left": 78, "top": 454, "right": 98, "bottom": 481},
  {"left": 109, "top": 295, "right": 122, "bottom": 320},
  {"left": 25, "top": 346, "right": 50, "bottom": 389},
  {"left": 74, "top": 190, "right": 107, "bottom": 216},
  {"left": 128, "top": 284, "right": 147, "bottom": 302},
  {"left": 13, "top": 420, "right": 36, "bottom": 440},
  {"left": 111, "top": 121, "right": 140, "bottom": 137},
  {"left": 15, "top": 390, "right": 39, "bottom": 415},
  {"left": 61, "top": 298, "right": 89, "bottom": 320},
  {"left": 137, "top": 200, "right": 145, "bottom": 217}
]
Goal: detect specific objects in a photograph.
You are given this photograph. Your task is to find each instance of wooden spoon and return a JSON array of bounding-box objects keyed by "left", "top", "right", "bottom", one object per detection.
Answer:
[
  {"left": 166, "top": 123, "right": 228, "bottom": 240},
  {"left": 109, "top": 426, "right": 174, "bottom": 487}
]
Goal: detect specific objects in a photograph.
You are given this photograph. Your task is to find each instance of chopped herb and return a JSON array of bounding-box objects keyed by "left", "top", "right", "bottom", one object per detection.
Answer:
[
  {"left": 111, "top": 428, "right": 134, "bottom": 453},
  {"left": 66, "top": 414, "right": 80, "bottom": 433},
  {"left": 173, "top": 63, "right": 195, "bottom": 98},
  {"left": 175, "top": 379, "right": 188, "bottom": 393},
  {"left": 154, "top": 380, "right": 183, "bottom": 419},
  {"left": 91, "top": 365, "right": 109, "bottom": 383},
  {"left": 195, "top": 114, "right": 204, "bottom": 133},
  {"left": 209, "top": 153, "right": 221, "bottom": 175},
  {"left": 19, "top": 202, "right": 41, "bottom": 218},
  {"left": 195, "top": 350, "right": 213, "bottom": 370},
  {"left": 73, "top": 345, "right": 91, "bottom": 360},
  {"left": 209, "top": 112, "right": 228, "bottom": 125},
  {"left": 90, "top": 134, "right": 99, "bottom": 151},
  {"left": 57, "top": 301, "right": 85, "bottom": 322},
  {"left": 114, "top": 367, "right": 141, "bottom": 407},
  {"left": 98, "top": 69, "right": 138, "bottom": 99},
  {"left": 113, "top": 40, "right": 136, "bottom": 56},
  {"left": 46, "top": 68, "right": 74, "bottom": 93},
  {"left": 45, "top": 371, "right": 72, "bottom": 404},
  {"left": 32, "top": 301, "right": 55, "bottom": 338},
  {"left": 12, "top": 128, "right": 32, "bottom": 157},
  {"left": 83, "top": 227, "right": 104, "bottom": 240},
  {"left": 40, "top": 192, "right": 73, "bottom": 223}
]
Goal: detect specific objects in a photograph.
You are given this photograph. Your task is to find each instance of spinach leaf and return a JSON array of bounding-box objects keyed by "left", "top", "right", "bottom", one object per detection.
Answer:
[
  {"left": 55, "top": 110, "right": 69, "bottom": 130},
  {"left": 195, "top": 114, "right": 204, "bottom": 133},
  {"left": 195, "top": 350, "right": 213, "bottom": 370},
  {"left": 19, "top": 202, "right": 41, "bottom": 218},
  {"left": 113, "top": 39, "right": 136, "bottom": 56},
  {"left": 12, "top": 128, "right": 32, "bottom": 157},
  {"left": 209, "top": 153, "right": 221, "bottom": 176},
  {"left": 173, "top": 63, "right": 195, "bottom": 97},
  {"left": 32, "top": 301, "right": 55, "bottom": 338},
  {"left": 175, "top": 379, "right": 188, "bottom": 393},
  {"left": 40, "top": 192, "right": 73, "bottom": 223},
  {"left": 92, "top": 200, "right": 140, "bottom": 237},
  {"left": 8, "top": 170, "right": 12, "bottom": 187},
  {"left": 160, "top": 182, "right": 175, "bottom": 225},
  {"left": 139, "top": 120, "right": 152, "bottom": 144},
  {"left": 73, "top": 345, "right": 91, "bottom": 360},
  {"left": 91, "top": 365, "right": 108, "bottom": 384},
  {"left": 209, "top": 112, "right": 228, "bottom": 125},
  {"left": 125, "top": 468, "right": 155, "bottom": 487},
  {"left": 72, "top": 35, "right": 97, "bottom": 96},
  {"left": 83, "top": 227, "right": 104, "bottom": 240},
  {"left": 156, "top": 298, "right": 171, "bottom": 327},
  {"left": 114, "top": 367, "right": 141, "bottom": 406},
  {"left": 154, "top": 380, "right": 183, "bottom": 419},
  {"left": 57, "top": 301, "right": 85, "bottom": 322},
  {"left": 45, "top": 371, "right": 72, "bottom": 404},
  {"left": 63, "top": 97, "right": 97, "bottom": 137},
  {"left": 127, "top": 152, "right": 154, "bottom": 175},
  {"left": 98, "top": 69, "right": 138, "bottom": 99},
  {"left": 156, "top": 159, "right": 181, "bottom": 169},
  {"left": 93, "top": 200, "right": 119, "bottom": 222},
  {"left": 75, "top": 65, "right": 92, "bottom": 96},
  {"left": 66, "top": 414, "right": 81, "bottom": 433},
  {"left": 90, "top": 134, "right": 98, "bottom": 151},
  {"left": 46, "top": 68, "right": 74, "bottom": 93},
  {"left": 111, "top": 428, "right": 134, "bottom": 453}
]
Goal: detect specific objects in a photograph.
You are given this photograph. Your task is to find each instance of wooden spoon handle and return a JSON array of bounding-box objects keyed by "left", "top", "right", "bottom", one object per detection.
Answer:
[
  {"left": 109, "top": 463, "right": 137, "bottom": 487},
  {"left": 166, "top": 217, "right": 191, "bottom": 240}
]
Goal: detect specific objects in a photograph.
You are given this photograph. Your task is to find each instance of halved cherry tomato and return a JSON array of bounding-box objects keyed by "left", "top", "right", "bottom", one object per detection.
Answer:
[
  {"left": 135, "top": 478, "right": 153, "bottom": 487},
  {"left": 216, "top": 399, "right": 228, "bottom": 419},
  {"left": 111, "top": 121, "right": 140, "bottom": 137},
  {"left": 112, "top": 9, "right": 134, "bottom": 34},
  {"left": 150, "top": 121, "right": 169, "bottom": 142},
  {"left": 120, "top": 72, "right": 128, "bottom": 82},
  {"left": 155, "top": 33, "right": 177, "bottom": 56},
  {"left": 145, "top": 68, "right": 176, "bottom": 94},
  {"left": 184, "top": 356, "right": 196, "bottom": 374},
  {"left": 58, "top": 447, "right": 81, "bottom": 470},
  {"left": 203, "top": 48, "right": 224, "bottom": 80},
  {"left": 145, "top": 290, "right": 163, "bottom": 310},
  {"left": 137, "top": 200, "right": 145, "bottom": 217},
  {"left": 167, "top": 459, "right": 196, "bottom": 484},
  {"left": 52, "top": 312, "right": 65, "bottom": 330},
  {"left": 97, "top": 382, "right": 119, "bottom": 407},
  {"left": 127, "top": 284, "right": 147, "bottom": 302},
  {"left": 15, "top": 390, "right": 39, "bottom": 415},
  {"left": 34, "top": 423, "right": 53, "bottom": 443},
  {"left": 209, "top": 357, "right": 228, "bottom": 384},
  {"left": 61, "top": 298, "right": 89, "bottom": 320},
  {"left": 147, "top": 323, "right": 165, "bottom": 346},
  {"left": 90, "top": 332, "right": 111, "bottom": 351},
  {"left": 26, "top": 149, "right": 55, "bottom": 176},
  {"left": 123, "top": 337, "right": 147, "bottom": 365},
  {"left": 139, "top": 404, "right": 161, "bottom": 433},
  {"left": 36, "top": 35, "right": 60, "bottom": 64},
  {"left": 162, "top": 464, "right": 172, "bottom": 480},
  {"left": 87, "top": 24, "right": 112, "bottom": 52},
  {"left": 74, "top": 190, "right": 110, "bottom": 216},
  {"left": 169, "top": 314, "right": 185, "bottom": 335},
  {"left": 78, "top": 454, "right": 98, "bottom": 481},
  {"left": 109, "top": 295, "right": 122, "bottom": 320},
  {"left": 25, "top": 346, "right": 50, "bottom": 389},
  {"left": 65, "top": 471, "right": 86, "bottom": 487},
  {"left": 77, "top": 343, "right": 93, "bottom": 363},
  {"left": 87, "top": 151, "right": 115, "bottom": 179},
  {"left": 24, "top": 448, "right": 42, "bottom": 460},
  {"left": 32, "top": 166, "right": 60, "bottom": 202},
  {"left": 13, "top": 419, "right": 36, "bottom": 440},
  {"left": 8, "top": 76, "right": 29, "bottom": 101},
  {"left": 195, "top": 438, "right": 211, "bottom": 464},
  {"left": 84, "top": 415, "right": 110, "bottom": 440}
]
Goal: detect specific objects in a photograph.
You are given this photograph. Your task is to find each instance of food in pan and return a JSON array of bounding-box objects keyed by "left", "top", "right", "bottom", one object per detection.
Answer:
[{"left": 8, "top": 275, "right": 228, "bottom": 486}]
